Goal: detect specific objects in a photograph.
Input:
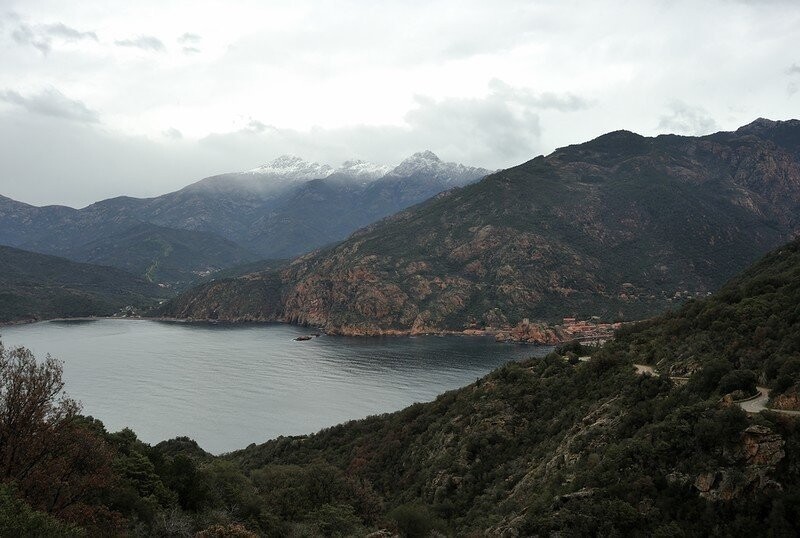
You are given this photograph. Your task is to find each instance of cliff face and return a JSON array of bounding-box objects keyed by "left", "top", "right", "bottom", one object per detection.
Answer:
[{"left": 161, "top": 119, "right": 800, "bottom": 335}]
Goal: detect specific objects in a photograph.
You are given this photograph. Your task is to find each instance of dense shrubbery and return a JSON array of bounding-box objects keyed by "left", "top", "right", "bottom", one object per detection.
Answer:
[
  {"left": 3, "top": 337, "right": 799, "bottom": 535},
  {"left": 616, "top": 239, "right": 800, "bottom": 399}
]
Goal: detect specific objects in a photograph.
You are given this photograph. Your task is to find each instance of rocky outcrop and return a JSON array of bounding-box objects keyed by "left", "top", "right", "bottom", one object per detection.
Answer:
[
  {"left": 737, "top": 425, "right": 786, "bottom": 466},
  {"left": 772, "top": 388, "right": 800, "bottom": 411},
  {"left": 694, "top": 425, "right": 785, "bottom": 501},
  {"left": 494, "top": 319, "right": 564, "bottom": 344}
]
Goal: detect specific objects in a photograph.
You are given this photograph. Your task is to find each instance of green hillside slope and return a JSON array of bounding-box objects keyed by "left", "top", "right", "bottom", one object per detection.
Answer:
[{"left": 0, "top": 245, "right": 169, "bottom": 322}]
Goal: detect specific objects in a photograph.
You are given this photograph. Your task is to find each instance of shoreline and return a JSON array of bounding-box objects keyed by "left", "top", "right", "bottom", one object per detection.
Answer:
[
  {"left": 0, "top": 315, "right": 144, "bottom": 328},
  {"left": 2, "top": 315, "right": 566, "bottom": 345},
  {"left": 1, "top": 314, "right": 621, "bottom": 346},
  {"left": 150, "top": 316, "right": 565, "bottom": 344}
]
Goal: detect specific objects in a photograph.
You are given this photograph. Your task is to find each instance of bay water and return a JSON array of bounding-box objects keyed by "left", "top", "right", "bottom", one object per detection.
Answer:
[{"left": 0, "top": 319, "right": 549, "bottom": 453}]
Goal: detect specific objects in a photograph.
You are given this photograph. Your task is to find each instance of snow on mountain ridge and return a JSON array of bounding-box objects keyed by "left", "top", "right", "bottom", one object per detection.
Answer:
[
  {"left": 389, "top": 151, "right": 491, "bottom": 184},
  {"left": 236, "top": 151, "right": 490, "bottom": 186},
  {"left": 243, "top": 155, "right": 335, "bottom": 180},
  {"left": 336, "top": 160, "right": 392, "bottom": 180}
]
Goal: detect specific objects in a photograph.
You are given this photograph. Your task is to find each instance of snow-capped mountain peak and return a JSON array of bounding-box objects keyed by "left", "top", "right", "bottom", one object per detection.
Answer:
[
  {"left": 412, "top": 150, "right": 442, "bottom": 162},
  {"left": 243, "top": 155, "right": 335, "bottom": 180},
  {"left": 389, "top": 151, "right": 490, "bottom": 185},
  {"left": 188, "top": 152, "right": 490, "bottom": 197}
]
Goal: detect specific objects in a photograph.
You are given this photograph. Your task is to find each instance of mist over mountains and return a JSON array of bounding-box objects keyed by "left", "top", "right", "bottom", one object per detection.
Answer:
[{"left": 0, "top": 151, "right": 490, "bottom": 288}]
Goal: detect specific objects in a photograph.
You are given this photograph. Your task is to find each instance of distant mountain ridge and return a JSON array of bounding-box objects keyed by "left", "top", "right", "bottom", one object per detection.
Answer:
[
  {"left": 159, "top": 118, "right": 800, "bottom": 335},
  {"left": 0, "top": 196, "right": 256, "bottom": 289},
  {"left": 0, "top": 151, "right": 490, "bottom": 284},
  {"left": 97, "top": 151, "right": 491, "bottom": 259}
]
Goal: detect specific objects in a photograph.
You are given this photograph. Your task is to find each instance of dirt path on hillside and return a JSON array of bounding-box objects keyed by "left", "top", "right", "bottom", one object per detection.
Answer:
[{"left": 633, "top": 364, "right": 656, "bottom": 376}]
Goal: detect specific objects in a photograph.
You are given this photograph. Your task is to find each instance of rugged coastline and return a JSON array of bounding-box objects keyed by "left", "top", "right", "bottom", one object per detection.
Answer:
[
  {"left": 145, "top": 313, "right": 620, "bottom": 345},
  {"left": 1, "top": 307, "right": 623, "bottom": 347}
]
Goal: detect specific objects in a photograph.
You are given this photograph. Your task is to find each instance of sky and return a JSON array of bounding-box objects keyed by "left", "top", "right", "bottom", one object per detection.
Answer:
[{"left": 1, "top": 0, "right": 799, "bottom": 208}]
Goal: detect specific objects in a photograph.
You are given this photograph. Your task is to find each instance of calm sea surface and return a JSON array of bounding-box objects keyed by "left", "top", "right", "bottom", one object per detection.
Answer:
[{"left": 0, "top": 319, "right": 549, "bottom": 454}]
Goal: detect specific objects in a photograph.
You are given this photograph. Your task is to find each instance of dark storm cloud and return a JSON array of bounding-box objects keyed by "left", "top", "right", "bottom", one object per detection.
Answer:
[
  {"left": 10, "top": 20, "right": 97, "bottom": 54},
  {"left": 0, "top": 88, "right": 99, "bottom": 123},
  {"left": 657, "top": 101, "right": 718, "bottom": 135},
  {"left": 115, "top": 35, "right": 166, "bottom": 52}
]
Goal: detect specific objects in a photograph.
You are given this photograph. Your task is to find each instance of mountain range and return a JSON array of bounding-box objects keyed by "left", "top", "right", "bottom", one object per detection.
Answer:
[
  {"left": 0, "top": 152, "right": 489, "bottom": 288},
  {"left": 159, "top": 119, "right": 800, "bottom": 335}
]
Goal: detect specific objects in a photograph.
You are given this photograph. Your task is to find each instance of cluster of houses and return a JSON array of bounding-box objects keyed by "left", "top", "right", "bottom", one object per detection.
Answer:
[{"left": 560, "top": 316, "right": 622, "bottom": 345}]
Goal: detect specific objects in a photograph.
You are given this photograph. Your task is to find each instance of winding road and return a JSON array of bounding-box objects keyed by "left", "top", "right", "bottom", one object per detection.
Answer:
[
  {"left": 631, "top": 365, "right": 800, "bottom": 416},
  {"left": 738, "top": 387, "right": 800, "bottom": 416}
]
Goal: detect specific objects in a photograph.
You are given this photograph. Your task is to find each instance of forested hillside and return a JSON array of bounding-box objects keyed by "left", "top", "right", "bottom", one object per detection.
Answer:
[{"left": 0, "top": 246, "right": 168, "bottom": 323}]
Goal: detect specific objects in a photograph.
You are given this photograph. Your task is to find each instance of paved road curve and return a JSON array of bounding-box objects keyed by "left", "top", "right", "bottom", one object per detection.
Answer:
[
  {"left": 631, "top": 366, "right": 800, "bottom": 416},
  {"left": 739, "top": 387, "right": 800, "bottom": 416}
]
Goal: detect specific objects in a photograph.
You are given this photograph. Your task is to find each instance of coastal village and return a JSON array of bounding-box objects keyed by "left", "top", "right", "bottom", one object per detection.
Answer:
[
  {"left": 494, "top": 315, "right": 623, "bottom": 345},
  {"left": 559, "top": 316, "right": 623, "bottom": 345}
]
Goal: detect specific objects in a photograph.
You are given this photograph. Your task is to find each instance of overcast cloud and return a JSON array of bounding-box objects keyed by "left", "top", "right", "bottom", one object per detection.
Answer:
[
  {"left": 0, "top": 0, "right": 798, "bottom": 207},
  {"left": 10, "top": 20, "right": 97, "bottom": 54},
  {"left": 114, "top": 35, "right": 166, "bottom": 52},
  {"left": 0, "top": 87, "right": 100, "bottom": 123}
]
